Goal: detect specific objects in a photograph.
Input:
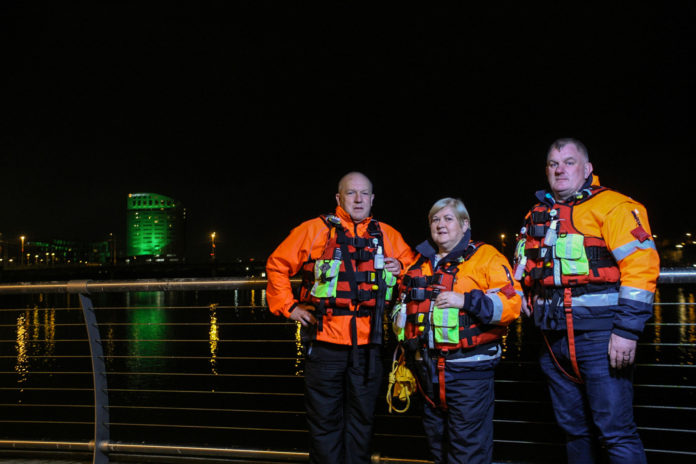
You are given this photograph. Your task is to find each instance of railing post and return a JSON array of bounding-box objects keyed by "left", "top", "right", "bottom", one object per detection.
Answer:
[{"left": 70, "top": 281, "right": 110, "bottom": 464}]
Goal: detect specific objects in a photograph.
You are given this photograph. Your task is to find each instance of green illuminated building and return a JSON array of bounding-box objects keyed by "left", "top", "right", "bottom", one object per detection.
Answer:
[{"left": 126, "top": 193, "right": 186, "bottom": 261}]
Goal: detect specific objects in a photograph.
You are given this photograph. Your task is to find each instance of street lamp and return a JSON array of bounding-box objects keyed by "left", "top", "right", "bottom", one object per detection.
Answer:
[
  {"left": 500, "top": 233, "right": 506, "bottom": 252},
  {"left": 20, "top": 236, "right": 25, "bottom": 265},
  {"left": 210, "top": 232, "right": 217, "bottom": 261}
]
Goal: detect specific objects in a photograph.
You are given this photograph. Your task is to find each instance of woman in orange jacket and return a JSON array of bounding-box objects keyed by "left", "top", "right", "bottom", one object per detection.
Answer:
[{"left": 395, "top": 197, "right": 521, "bottom": 464}]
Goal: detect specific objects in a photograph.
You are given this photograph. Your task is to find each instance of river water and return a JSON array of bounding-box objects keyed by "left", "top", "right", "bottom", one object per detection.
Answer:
[{"left": 0, "top": 284, "right": 694, "bottom": 462}]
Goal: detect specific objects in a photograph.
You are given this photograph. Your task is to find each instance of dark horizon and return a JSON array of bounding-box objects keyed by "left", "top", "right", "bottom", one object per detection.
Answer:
[{"left": 2, "top": 3, "right": 694, "bottom": 262}]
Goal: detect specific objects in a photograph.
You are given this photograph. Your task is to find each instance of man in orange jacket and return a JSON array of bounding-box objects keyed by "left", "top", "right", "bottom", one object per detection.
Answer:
[
  {"left": 515, "top": 139, "right": 659, "bottom": 464},
  {"left": 266, "top": 172, "right": 416, "bottom": 464}
]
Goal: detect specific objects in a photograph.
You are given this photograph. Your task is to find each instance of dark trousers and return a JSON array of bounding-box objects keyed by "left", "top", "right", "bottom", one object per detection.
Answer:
[
  {"left": 540, "top": 330, "right": 647, "bottom": 464},
  {"left": 303, "top": 342, "right": 383, "bottom": 464},
  {"left": 422, "top": 370, "right": 495, "bottom": 464}
]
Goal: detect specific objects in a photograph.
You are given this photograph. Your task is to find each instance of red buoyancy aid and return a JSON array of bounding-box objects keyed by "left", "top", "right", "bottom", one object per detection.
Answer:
[
  {"left": 298, "top": 214, "right": 397, "bottom": 344},
  {"left": 516, "top": 187, "right": 621, "bottom": 383},
  {"left": 399, "top": 243, "right": 506, "bottom": 353},
  {"left": 519, "top": 187, "right": 620, "bottom": 290}
]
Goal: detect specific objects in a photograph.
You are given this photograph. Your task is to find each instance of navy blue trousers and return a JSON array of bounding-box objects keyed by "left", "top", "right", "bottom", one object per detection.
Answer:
[
  {"left": 303, "top": 342, "right": 383, "bottom": 464},
  {"left": 540, "top": 330, "right": 647, "bottom": 464},
  {"left": 421, "top": 365, "right": 495, "bottom": 464}
]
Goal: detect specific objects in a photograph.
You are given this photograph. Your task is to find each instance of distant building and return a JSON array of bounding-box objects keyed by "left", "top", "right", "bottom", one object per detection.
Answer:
[
  {"left": 29, "top": 239, "right": 112, "bottom": 265},
  {"left": 0, "top": 237, "right": 112, "bottom": 267},
  {"left": 126, "top": 193, "right": 186, "bottom": 262}
]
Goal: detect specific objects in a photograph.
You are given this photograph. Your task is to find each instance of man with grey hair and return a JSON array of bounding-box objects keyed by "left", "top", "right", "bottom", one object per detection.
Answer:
[{"left": 514, "top": 138, "right": 660, "bottom": 463}]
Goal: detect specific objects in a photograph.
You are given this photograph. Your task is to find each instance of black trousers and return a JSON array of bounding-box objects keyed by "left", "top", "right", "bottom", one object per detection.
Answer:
[{"left": 303, "top": 342, "right": 383, "bottom": 464}]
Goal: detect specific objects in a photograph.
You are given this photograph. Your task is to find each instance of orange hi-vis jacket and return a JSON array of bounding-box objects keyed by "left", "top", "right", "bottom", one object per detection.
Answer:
[
  {"left": 400, "top": 236, "right": 522, "bottom": 355},
  {"left": 515, "top": 174, "right": 660, "bottom": 340},
  {"left": 266, "top": 206, "right": 416, "bottom": 346}
]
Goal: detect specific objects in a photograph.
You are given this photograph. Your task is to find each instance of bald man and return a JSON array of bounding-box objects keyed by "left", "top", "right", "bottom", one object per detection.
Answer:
[{"left": 267, "top": 172, "right": 416, "bottom": 464}]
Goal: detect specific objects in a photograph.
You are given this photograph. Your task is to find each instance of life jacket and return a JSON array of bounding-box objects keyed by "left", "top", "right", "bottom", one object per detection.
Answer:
[
  {"left": 515, "top": 186, "right": 621, "bottom": 383},
  {"left": 298, "top": 214, "right": 397, "bottom": 344},
  {"left": 399, "top": 242, "right": 505, "bottom": 353},
  {"left": 397, "top": 241, "right": 507, "bottom": 410},
  {"left": 516, "top": 186, "right": 620, "bottom": 292}
]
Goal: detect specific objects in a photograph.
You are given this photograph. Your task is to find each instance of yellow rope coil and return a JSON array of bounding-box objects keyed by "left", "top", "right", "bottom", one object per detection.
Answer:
[{"left": 386, "top": 345, "right": 416, "bottom": 413}]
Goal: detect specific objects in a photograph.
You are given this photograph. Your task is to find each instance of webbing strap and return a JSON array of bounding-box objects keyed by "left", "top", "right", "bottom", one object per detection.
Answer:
[
  {"left": 437, "top": 356, "right": 448, "bottom": 410},
  {"left": 564, "top": 288, "right": 583, "bottom": 383},
  {"left": 542, "top": 288, "right": 584, "bottom": 384},
  {"left": 338, "top": 233, "right": 360, "bottom": 368}
]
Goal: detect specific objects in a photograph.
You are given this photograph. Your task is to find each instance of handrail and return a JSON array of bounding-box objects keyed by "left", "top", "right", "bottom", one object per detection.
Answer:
[
  {"left": 0, "top": 277, "right": 271, "bottom": 294},
  {"left": 0, "top": 265, "right": 691, "bottom": 294}
]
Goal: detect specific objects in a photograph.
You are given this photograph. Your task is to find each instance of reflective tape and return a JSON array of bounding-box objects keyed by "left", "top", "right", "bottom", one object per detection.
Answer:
[
  {"left": 485, "top": 292, "right": 504, "bottom": 323},
  {"left": 448, "top": 345, "right": 502, "bottom": 363},
  {"left": 574, "top": 292, "right": 619, "bottom": 307},
  {"left": 612, "top": 239, "right": 657, "bottom": 262},
  {"left": 619, "top": 286, "right": 655, "bottom": 305},
  {"left": 553, "top": 259, "right": 562, "bottom": 286},
  {"left": 540, "top": 292, "right": 619, "bottom": 308}
]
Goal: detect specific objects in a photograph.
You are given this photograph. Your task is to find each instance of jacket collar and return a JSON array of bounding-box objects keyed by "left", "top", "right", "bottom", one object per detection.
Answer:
[
  {"left": 415, "top": 229, "right": 472, "bottom": 267},
  {"left": 535, "top": 173, "right": 600, "bottom": 206},
  {"left": 334, "top": 205, "right": 373, "bottom": 227}
]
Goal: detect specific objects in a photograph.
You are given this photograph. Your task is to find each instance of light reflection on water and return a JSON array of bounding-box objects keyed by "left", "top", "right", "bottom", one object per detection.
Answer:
[
  {"left": 123, "top": 292, "right": 168, "bottom": 373},
  {"left": 294, "top": 321, "right": 303, "bottom": 376},
  {"left": 209, "top": 303, "right": 219, "bottom": 376},
  {"left": 8, "top": 285, "right": 696, "bottom": 381},
  {"left": 14, "top": 312, "right": 29, "bottom": 386},
  {"left": 14, "top": 305, "right": 57, "bottom": 389},
  {"left": 653, "top": 289, "right": 662, "bottom": 359}
]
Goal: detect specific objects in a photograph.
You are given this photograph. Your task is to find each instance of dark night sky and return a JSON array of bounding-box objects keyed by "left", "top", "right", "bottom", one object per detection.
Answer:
[{"left": 1, "top": 2, "right": 694, "bottom": 262}]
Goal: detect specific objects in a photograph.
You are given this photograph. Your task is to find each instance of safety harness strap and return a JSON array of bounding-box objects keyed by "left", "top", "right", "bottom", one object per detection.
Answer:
[
  {"left": 337, "top": 229, "right": 360, "bottom": 367},
  {"left": 542, "top": 287, "right": 584, "bottom": 384},
  {"left": 437, "top": 356, "right": 448, "bottom": 410}
]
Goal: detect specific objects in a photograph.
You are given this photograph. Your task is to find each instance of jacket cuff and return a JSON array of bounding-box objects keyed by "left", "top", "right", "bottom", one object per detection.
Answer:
[
  {"left": 612, "top": 327, "right": 639, "bottom": 341},
  {"left": 462, "top": 291, "right": 472, "bottom": 310}
]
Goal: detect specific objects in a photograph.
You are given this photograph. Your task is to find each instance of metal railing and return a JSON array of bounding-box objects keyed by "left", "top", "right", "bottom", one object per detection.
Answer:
[{"left": 0, "top": 270, "right": 693, "bottom": 463}]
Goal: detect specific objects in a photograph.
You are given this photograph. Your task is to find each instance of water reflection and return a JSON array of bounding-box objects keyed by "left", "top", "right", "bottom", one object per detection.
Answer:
[
  {"left": 689, "top": 293, "right": 696, "bottom": 347},
  {"left": 209, "top": 303, "right": 219, "bottom": 375},
  {"left": 14, "top": 305, "right": 57, "bottom": 386},
  {"left": 8, "top": 285, "right": 696, "bottom": 383},
  {"left": 124, "top": 292, "right": 168, "bottom": 373},
  {"left": 653, "top": 289, "right": 662, "bottom": 360},
  {"left": 678, "top": 288, "right": 686, "bottom": 344},
  {"left": 43, "top": 308, "right": 55, "bottom": 362},
  {"left": 15, "top": 311, "right": 29, "bottom": 386},
  {"left": 294, "top": 322, "right": 303, "bottom": 376}
]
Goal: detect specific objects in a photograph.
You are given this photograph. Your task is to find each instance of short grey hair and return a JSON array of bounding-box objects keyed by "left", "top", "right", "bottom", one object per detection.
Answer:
[
  {"left": 428, "top": 197, "right": 470, "bottom": 227},
  {"left": 547, "top": 138, "right": 590, "bottom": 162}
]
